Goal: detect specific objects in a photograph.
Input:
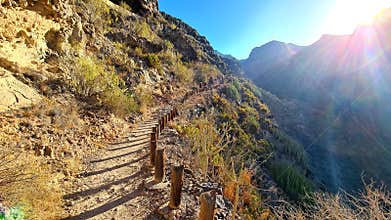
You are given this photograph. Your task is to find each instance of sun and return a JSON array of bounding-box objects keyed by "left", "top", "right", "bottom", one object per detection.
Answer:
[{"left": 325, "top": 0, "right": 391, "bottom": 34}]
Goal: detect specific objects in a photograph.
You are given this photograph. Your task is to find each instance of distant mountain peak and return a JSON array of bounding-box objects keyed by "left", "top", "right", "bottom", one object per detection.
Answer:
[{"left": 241, "top": 40, "right": 304, "bottom": 76}]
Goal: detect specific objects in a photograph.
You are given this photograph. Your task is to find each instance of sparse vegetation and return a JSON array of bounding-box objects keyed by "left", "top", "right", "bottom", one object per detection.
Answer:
[
  {"left": 274, "top": 181, "right": 391, "bottom": 219},
  {"left": 0, "top": 144, "right": 62, "bottom": 219},
  {"left": 176, "top": 108, "right": 265, "bottom": 218},
  {"left": 119, "top": 1, "right": 132, "bottom": 11},
  {"left": 134, "top": 85, "right": 154, "bottom": 115},
  {"left": 193, "top": 63, "right": 221, "bottom": 83},
  {"left": 70, "top": 56, "right": 138, "bottom": 116},
  {"left": 179, "top": 117, "right": 231, "bottom": 178},
  {"left": 172, "top": 61, "right": 194, "bottom": 84},
  {"left": 134, "top": 20, "right": 158, "bottom": 42}
]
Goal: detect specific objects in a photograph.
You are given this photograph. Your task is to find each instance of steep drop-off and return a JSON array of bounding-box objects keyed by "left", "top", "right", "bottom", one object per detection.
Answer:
[{"left": 242, "top": 8, "right": 391, "bottom": 192}]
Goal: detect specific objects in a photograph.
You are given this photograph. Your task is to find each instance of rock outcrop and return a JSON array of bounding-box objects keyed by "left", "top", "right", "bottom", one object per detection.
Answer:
[
  {"left": 158, "top": 12, "right": 231, "bottom": 74},
  {"left": 0, "top": 68, "right": 41, "bottom": 112},
  {"left": 111, "top": 0, "right": 158, "bottom": 15}
]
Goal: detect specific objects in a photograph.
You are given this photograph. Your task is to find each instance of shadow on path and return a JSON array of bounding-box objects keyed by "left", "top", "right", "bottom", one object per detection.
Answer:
[
  {"left": 107, "top": 139, "right": 150, "bottom": 152},
  {"left": 63, "top": 189, "right": 144, "bottom": 220},
  {"left": 91, "top": 146, "right": 147, "bottom": 163},
  {"left": 80, "top": 154, "right": 148, "bottom": 177},
  {"left": 64, "top": 169, "right": 145, "bottom": 200}
]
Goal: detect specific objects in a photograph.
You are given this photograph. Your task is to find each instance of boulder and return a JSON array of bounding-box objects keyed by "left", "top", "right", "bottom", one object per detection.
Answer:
[
  {"left": 0, "top": 69, "right": 41, "bottom": 112},
  {"left": 68, "top": 16, "right": 84, "bottom": 45}
]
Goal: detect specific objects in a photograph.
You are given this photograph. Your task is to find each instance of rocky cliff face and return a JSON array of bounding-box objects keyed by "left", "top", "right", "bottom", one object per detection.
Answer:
[
  {"left": 217, "top": 52, "right": 244, "bottom": 75},
  {"left": 111, "top": 0, "right": 159, "bottom": 15},
  {"left": 157, "top": 12, "right": 230, "bottom": 74}
]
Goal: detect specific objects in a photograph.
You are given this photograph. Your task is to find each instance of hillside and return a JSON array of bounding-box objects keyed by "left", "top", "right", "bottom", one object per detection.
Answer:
[
  {"left": 0, "top": 0, "right": 300, "bottom": 219},
  {"left": 241, "top": 8, "right": 391, "bottom": 192},
  {"left": 1, "top": 0, "right": 391, "bottom": 219}
]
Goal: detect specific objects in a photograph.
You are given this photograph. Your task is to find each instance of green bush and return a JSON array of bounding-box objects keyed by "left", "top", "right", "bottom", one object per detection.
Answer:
[
  {"left": 134, "top": 20, "right": 158, "bottom": 42},
  {"left": 146, "top": 54, "right": 161, "bottom": 69},
  {"left": 71, "top": 56, "right": 138, "bottom": 116},
  {"left": 273, "top": 130, "right": 308, "bottom": 168},
  {"left": 242, "top": 115, "right": 260, "bottom": 134},
  {"left": 223, "top": 84, "right": 241, "bottom": 101},
  {"left": 269, "top": 161, "right": 313, "bottom": 201}
]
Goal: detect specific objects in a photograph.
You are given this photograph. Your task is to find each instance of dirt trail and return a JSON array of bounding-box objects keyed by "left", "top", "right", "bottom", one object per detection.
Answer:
[
  {"left": 62, "top": 85, "right": 231, "bottom": 220},
  {"left": 63, "top": 109, "right": 172, "bottom": 220}
]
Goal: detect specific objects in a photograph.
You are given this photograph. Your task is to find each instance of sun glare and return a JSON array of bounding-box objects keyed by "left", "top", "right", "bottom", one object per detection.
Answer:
[{"left": 325, "top": 0, "right": 391, "bottom": 34}]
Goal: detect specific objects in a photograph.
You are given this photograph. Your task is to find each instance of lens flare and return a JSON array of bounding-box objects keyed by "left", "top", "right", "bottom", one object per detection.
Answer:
[{"left": 325, "top": 0, "right": 391, "bottom": 34}]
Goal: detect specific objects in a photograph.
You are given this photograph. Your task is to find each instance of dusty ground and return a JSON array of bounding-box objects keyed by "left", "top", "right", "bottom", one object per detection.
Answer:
[
  {"left": 62, "top": 89, "right": 232, "bottom": 220},
  {"left": 62, "top": 108, "right": 199, "bottom": 220}
]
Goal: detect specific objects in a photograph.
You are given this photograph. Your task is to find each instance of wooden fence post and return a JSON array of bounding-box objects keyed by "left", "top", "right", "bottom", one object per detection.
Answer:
[
  {"left": 156, "top": 124, "right": 160, "bottom": 138},
  {"left": 152, "top": 126, "right": 158, "bottom": 139},
  {"left": 170, "top": 109, "right": 174, "bottom": 121},
  {"left": 161, "top": 116, "right": 165, "bottom": 130},
  {"left": 150, "top": 131, "right": 157, "bottom": 165},
  {"left": 159, "top": 118, "right": 163, "bottom": 131},
  {"left": 198, "top": 191, "right": 217, "bottom": 220},
  {"left": 154, "top": 148, "right": 165, "bottom": 183},
  {"left": 169, "top": 165, "right": 184, "bottom": 209}
]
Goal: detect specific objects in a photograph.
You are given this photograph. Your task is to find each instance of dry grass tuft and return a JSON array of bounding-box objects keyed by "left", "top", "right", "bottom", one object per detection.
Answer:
[
  {"left": 0, "top": 145, "right": 62, "bottom": 219},
  {"left": 273, "top": 181, "right": 391, "bottom": 220}
]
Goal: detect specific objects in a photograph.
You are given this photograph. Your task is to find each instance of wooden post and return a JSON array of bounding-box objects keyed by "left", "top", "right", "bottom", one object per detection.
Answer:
[
  {"left": 198, "top": 191, "right": 217, "bottom": 220},
  {"left": 169, "top": 165, "right": 184, "bottom": 209},
  {"left": 159, "top": 118, "right": 163, "bottom": 131},
  {"left": 154, "top": 148, "right": 165, "bottom": 183},
  {"left": 161, "top": 116, "right": 165, "bottom": 130},
  {"left": 152, "top": 126, "right": 158, "bottom": 139},
  {"left": 172, "top": 108, "right": 176, "bottom": 118},
  {"left": 150, "top": 132, "right": 157, "bottom": 165},
  {"left": 170, "top": 109, "right": 174, "bottom": 121}
]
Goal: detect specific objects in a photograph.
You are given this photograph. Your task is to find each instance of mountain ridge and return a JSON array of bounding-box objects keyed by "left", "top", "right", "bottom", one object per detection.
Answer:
[{"left": 241, "top": 7, "right": 391, "bottom": 191}]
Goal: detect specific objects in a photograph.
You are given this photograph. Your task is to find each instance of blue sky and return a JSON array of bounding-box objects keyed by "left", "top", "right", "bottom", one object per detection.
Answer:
[{"left": 159, "top": 0, "right": 391, "bottom": 59}]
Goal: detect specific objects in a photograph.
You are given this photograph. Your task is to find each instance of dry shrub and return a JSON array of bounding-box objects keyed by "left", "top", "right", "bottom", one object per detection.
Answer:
[
  {"left": 29, "top": 99, "right": 82, "bottom": 129},
  {"left": 223, "top": 164, "right": 262, "bottom": 219},
  {"left": 273, "top": 181, "right": 391, "bottom": 220},
  {"left": 193, "top": 62, "right": 222, "bottom": 83},
  {"left": 0, "top": 148, "right": 62, "bottom": 219},
  {"left": 119, "top": 1, "right": 132, "bottom": 11},
  {"left": 71, "top": 56, "right": 138, "bottom": 117},
  {"left": 135, "top": 85, "right": 154, "bottom": 115},
  {"left": 172, "top": 61, "right": 194, "bottom": 84},
  {"left": 101, "top": 88, "right": 138, "bottom": 117},
  {"left": 181, "top": 117, "right": 231, "bottom": 179},
  {"left": 78, "top": 0, "right": 109, "bottom": 32},
  {"left": 224, "top": 181, "right": 237, "bottom": 204}
]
